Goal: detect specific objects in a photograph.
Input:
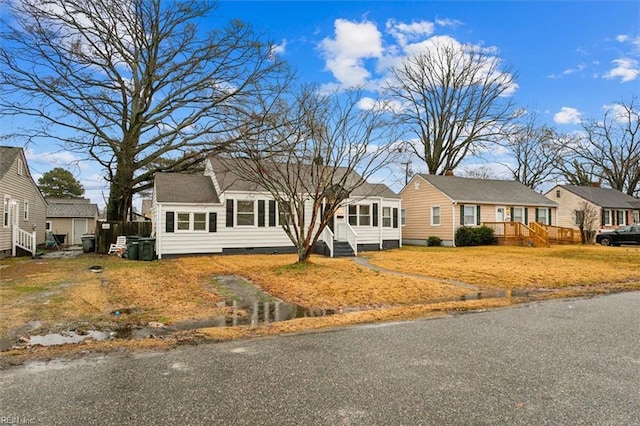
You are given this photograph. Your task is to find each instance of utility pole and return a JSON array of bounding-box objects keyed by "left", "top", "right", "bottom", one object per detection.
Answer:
[{"left": 400, "top": 161, "right": 412, "bottom": 185}]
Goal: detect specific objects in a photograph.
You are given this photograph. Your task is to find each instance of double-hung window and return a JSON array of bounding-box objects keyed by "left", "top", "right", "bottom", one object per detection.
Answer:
[
  {"left": 512, "top": 207, "right": 524, "bottom": 223},
  {"left": 236, "top": 200, "right": 255, "bottom": 226},
  {"left": 616, "top": 210, "right": 625, "bottom": 226},
  {"left": 348, "top": 204, "right": 371, "bottom": 226},
  {"left": 382, "top": 207, "right": 392, "bottom": 227},
  {"left": 177, "top": 213, "right": 191, "bottom": 231},
  {"left": 431, "top": 206, "right": 441, "bottom": 226},
  {"left": 603, "top": 209, "right": 612, "bottom": 226},
  {"left": 463, "top": 205, "right": 477, "bottom": 226},
  {"left": 193, "top": 213, "right": 207, "bottom": 231},
  {"left": 176, "top": 212, "right": 208, "bottom": 231}
]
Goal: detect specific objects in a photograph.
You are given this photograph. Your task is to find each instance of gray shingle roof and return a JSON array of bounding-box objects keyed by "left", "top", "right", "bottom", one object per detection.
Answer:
[
  {"left": 208, "top": 156, "right": 399, "bottom": 199},
  {"left": 154, "top": 173, "right": 220, "bottom": 203},
  {"left": 47, "top": 201, "right": 98, "bottom": 218},
  {"left": 557, "top": 185, "right": 640, "bottom": 209},
  {"left": 416, "top": 174, "right": 558, "bottom": 206}
]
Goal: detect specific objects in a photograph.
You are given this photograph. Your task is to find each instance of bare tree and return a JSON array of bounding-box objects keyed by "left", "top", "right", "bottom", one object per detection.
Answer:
[
  {"left": 573, "top": 201, "right": 600, "bottom": 244},
  {"left": 460, "top": 165, "right": 500, "bottom": 179},
  {"left": 557, "top": 158, "right": 600, "bottom": 187},
  {"left": 385, "top": 38, "right": 516, "bottom": 175},
  {"left": 218, "top": 85, "right": 400, "bottom": 263},
  {"left": 570, "top": 97, "right": 640, "bottom": 196},
  {"left": 501, "top": 112, "right": 563, "bottom": 189},
  {"left": 0, "top": 0, "right": 290, "bottom": 220}
]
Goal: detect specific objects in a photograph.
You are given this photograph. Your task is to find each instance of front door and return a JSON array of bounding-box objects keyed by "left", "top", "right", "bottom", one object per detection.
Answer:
[
  {"left": 72, "top": 219, "right": 88, "bottom": 245},
  {"left": 496, "top": 206, "right": 506, "bottom": 222}
]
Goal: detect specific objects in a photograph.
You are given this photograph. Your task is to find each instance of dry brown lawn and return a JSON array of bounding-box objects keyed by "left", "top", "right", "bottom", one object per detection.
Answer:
[
  {"left": 364, "top": 245, "right": 640, "bottom": 289},
  {"left": 1, "top": 244, "right": 638, "bottom": 363}
]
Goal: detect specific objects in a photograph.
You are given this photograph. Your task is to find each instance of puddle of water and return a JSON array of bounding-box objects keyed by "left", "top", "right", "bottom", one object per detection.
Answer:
[
  {"left": 29, "top": 330, "right": 112, "bottom": 346},
  {"left": 460, "top": 290, "right": 529, "bottom": 301}
]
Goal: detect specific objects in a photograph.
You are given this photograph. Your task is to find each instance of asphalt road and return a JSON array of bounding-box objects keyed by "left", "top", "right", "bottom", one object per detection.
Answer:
[{"left": 1, "top": 292, "right": 639, "bottom": 425}]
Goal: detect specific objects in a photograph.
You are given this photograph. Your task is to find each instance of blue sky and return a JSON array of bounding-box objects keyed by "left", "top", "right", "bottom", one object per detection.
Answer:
[{"left": 7, "top": 0, "right": 640, "bottom": 208}]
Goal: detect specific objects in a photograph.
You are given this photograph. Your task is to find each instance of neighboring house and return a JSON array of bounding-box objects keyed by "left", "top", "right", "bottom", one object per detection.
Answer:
[
  {"left": 545, "top": 184, "right": 640, "bottom": 230},
  {"left": 0, "top": 146, "right": 47, "bottom": 257},
  {"left": 46, "top": 197, "right": 99, "bottom": 245},
  {"left": 401, "top": 173, "right": 559, "bottom": 247},
  {"left": 151, "top": 156, "right": 402, "bottom": 259}
]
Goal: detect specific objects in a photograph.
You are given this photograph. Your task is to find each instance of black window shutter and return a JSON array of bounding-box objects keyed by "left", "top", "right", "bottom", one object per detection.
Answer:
[
  {"left": 510, "top": 207, "right": 515, "bottom": 222},
  {"left": 165, "top": 211, "right": 174, "bottom": 233},
  {"left": 268, "top": 200, "right": 276, "bottom": 226},
  {"left": 258, "top": 200, "right": 265, "bottom": 227},
  {"left": 476, "top": 205, "right": 481, "bottom": 225},
  {"left": 226, "top": 199, "right": 234, "bottom": 227},
  {"left": 601, "top": 209, "right": 605, "bottom": 226},
  {"left": 209, "top": 212, "right": 217, "bottom": 232},
  {"left": 524, "top": 208, "right": 528, "bottom": 225},
  {"left": 372, "top": 203, "right": 379, "bottom": 227},
  {"left": 392, "top": 208, "right": 398, "bottom": 228},
  {"left": 535, "top": 208, "right": 539, "bottom": 222},
  {"left": 460, "top": 205, "right": 464, "bottom": 225}
]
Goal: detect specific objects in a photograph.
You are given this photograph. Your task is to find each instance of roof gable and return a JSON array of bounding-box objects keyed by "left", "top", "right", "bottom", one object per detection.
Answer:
[
  {"left": 555, "top": 185, "right": 639, "bottom": 209},
  {"left": 154, "top": 173, "right": 220, "bottom": 204},
  {"left": 206, "top": 156, "right": 399, "bottom": 199},
  {"left": 416, "top": 174, "right": 558, "bottom": 207}
]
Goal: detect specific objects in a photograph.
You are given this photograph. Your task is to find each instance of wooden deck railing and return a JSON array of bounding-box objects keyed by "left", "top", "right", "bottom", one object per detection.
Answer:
[
  {"left": 483, "top": 221, "right": 581, "bottom": 246},
  {"left": 482, "top": 221, "right": 548, "bottom": 247},
  {"left": 537, "top": 224, "right": 582, "bottom": 243}
]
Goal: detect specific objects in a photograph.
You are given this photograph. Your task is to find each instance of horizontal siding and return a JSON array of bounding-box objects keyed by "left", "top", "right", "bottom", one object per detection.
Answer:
[
  {"left": 1, "top": 153, "right": 47, "bottom": 252},
  {"left": 155, "top": 192, "right": 401, "bottom": 257},
  {"left": 400, "top": 177, "right": 453, "bottom": 242}
]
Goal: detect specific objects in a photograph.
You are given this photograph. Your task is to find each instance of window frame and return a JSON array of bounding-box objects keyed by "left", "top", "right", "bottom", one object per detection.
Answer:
[
  {"left": 347, "top": 204, "right": 372, "bottom": 227},
  {"left": 193, "top": 212, "right": 207, "bottom": 231},
  {"left": 174, "top": 212, "right": 210, "bottom": 232},
  {"left": 537, "top": 207, "right": 549, "bottom": 225},
  {"left": 176, "top": 212, "right": 191, "bottom": 231},
  {"left": 382, "top": 206, "right": 392, "bottom": 228},
  {"left": 431, "top": 205, "right": 441, "bottom": 226},
  {"left": 236, "top": 200, "right": 256, "bottom": 227},
  {"left": 3, "top": 196, "right": 10, "bottom": 228},
  {"left": 616, "top": 210, "right": 626, "bottom": 226},
  {"left": 603, "top": 209, "right": 612, "bottom": 226},
  {"left": 463, "top": 205, "right": 477, "bottom": 226},
  {"left": 401, "top": 208, "right": 406, "bottom": 226}
]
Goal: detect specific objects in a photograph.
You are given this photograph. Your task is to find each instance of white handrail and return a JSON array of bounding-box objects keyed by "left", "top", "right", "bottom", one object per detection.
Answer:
[
  {"left": 13, "top": 226, "right": 36, "bottom": 256},
  {"left": 321, "top": 226, "right": 334, "bottom": 257},
  {"left": 345, "top": 223, "right": 358, "bottom": 256}
]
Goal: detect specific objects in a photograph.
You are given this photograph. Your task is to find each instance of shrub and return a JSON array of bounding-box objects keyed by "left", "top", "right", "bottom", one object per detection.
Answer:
[
  {"left": 426, "top": 236, "right": 442, "bottom": 246},
  {"left": 455, "top": 226, "right": 496, "bottom": 247}
]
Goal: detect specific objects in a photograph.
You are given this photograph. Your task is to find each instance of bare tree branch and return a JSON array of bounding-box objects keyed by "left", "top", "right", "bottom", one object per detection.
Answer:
[{"left": 0, "top": 0, "right": 292, "bottom": 219}]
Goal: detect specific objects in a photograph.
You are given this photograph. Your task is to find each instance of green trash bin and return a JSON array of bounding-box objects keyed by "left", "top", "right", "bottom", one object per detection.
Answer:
[
  {"left": 138, "top": 238, "right": 156, "bottom": 261},
  {"left": 126, "top": 240, "right": 139, "bottom": 260}
]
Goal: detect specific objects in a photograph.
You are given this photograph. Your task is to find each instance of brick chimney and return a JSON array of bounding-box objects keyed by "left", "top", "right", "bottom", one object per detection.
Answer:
[
  {"left": 592, "top": 181, "right": 601, "bottom": 188},
  {"left": 444, "top": 169, "right": 454, "bottom": 176}
]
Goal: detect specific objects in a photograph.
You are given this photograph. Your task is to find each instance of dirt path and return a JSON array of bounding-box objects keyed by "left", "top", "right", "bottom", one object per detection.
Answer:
[{"left": 353, "top": 256, "right": 481, "bottom": 291}]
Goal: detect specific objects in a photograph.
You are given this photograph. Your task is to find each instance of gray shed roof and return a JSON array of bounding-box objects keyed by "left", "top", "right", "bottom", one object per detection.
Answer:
[
  {"left": 208, "top": 156, "right": 399, "bottom": 199},
  {"left": 154, "top": 173, "right": 220, "bottom": 204},
  {"left": 557, "top": 185, "right": 640, "bottom": 209},
  {"left": 416, "top": 174, "right": 558, "bottom": 207},
  {"left": 47, "top": 201, "right": 99, "bottom": 218}
]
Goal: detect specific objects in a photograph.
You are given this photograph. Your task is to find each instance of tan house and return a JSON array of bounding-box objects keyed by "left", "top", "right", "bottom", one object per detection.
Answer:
[
  {"left": 0, "top": 146, "right": 47, "bottom": 257},
  {"left": 545, "top": 184, "right": 640, "bottom": 230},
  {"left": 46, "top": 197, "right": 99, "bottom": 245},
  {"left": 401, "top": 174, "right": 558, "bottom": 246}
]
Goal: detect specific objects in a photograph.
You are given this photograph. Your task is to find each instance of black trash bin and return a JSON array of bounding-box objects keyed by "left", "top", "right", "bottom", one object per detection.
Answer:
[
  {"left": 81, "top": 234, "right": 96, "bottom": 253},
  {"left": 138, "top": 237, "right": 156, "bottom": 261}
]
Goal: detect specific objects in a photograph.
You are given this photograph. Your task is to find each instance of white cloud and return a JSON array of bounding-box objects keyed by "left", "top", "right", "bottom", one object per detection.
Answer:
[
  {"left": 435, "top": 18, "right": 463, "bottom": 28},
  {"left": 319, "top": 19, "right": 383, "bottom": 87},
  {"left": 554, "top": 107, "right": 582, "bottom": 125},
  {"left": 271, "top": 39, "right": 286, "bottom": 56},
  {"left": 603, "top": 58, "right": 639, "bottom": 82},
  {"left": 386, "top": 19, "right": 435, "bottom": 47}
]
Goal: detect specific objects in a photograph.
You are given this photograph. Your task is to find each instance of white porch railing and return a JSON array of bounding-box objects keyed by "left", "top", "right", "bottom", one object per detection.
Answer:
[
  {"left": 321, "top": 226, "right": 335, "bottom": 257},
  {"left": 13, "top": 226, "right": 36, "bottom": 257},
  {"left": 345, "top": 223, "right": 358, "bottom": 256}
]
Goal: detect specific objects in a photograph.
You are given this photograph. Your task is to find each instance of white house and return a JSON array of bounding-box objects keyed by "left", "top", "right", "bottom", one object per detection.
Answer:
[{"left": 151, "top": 156, "right": 402, "bottom": 259}]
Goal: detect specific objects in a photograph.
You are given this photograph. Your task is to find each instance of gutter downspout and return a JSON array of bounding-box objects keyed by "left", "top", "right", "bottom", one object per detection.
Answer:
[
  {"left": 452, "top": 201, "right": 457, "bottom": 247},
  {"left": 379, "top": 197, "right": 383, "bottom": 250}
]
